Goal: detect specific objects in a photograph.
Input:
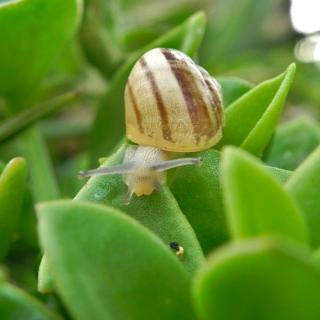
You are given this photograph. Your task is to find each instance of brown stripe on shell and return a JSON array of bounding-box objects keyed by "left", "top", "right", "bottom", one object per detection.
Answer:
[
  {"left": 127, "top": 82, "right": 144, "bottom": 133},
  {"left": 204, "top": 78, "right": 222, "bottom": 130},
  {"left": 161, "top": 48, "right": 214, "bottom": 142},
  {"left": 139, "top": 56, "right": 172, "bottom": 141},
  {"left": 196, "top": 64, "right": 222, "bottom": 132},
  {"left": 204, "top": 78, "right": 224, "bottom": 127}
]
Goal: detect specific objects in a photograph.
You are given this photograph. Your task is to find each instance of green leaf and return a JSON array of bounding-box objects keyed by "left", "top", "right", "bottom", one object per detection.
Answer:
[
  {"left": 0, "top": 91, "right": 80, "bottom": 144},
  {"left": 221, "top": 147, "right": 308, "bottom": 245},
  {"left": 38, "top": 254, "right": 55, "bottom": 293},
  {"left": 76, "top": 144, "right": 204, "bottom": 274},
  {"left": 170, "top": 149, "right": 228, "bottom": 254},
  {"left": 37, "top": 144, "right": 204, "bottom": 289},
  {"left": 37, "top": 200, "right": 196, "bottom": 320},
  {"left": 0, "top": 157, "right": 27, "bottom": 261},
  {"left": 170, "top": 149, "right": 291, "bottom": 255},
  {"left": 193, "top": 237, "right": 320, "bottom": 320},
  {"left": 79, "top": 2, "right": 124, "bottom": 79},
  {"left": 217, "top": 64, "right": 296, "bottom": 156},
  {"left": 0, "top": 279, "right": 60, "bottom": 320},
  {"left": 218, "top": 77, "right": 253, "bottom": 107},
  {"left": 201, "top": 0, "right": 280, "bottom": 71},
  {"left": 286, "top": 146, "right": 320, "bottom": 248},
  {"left": 268, "top": 165, "right": 291, "bottom": 184},
  {"left": 0, "top": 0, "right": 82, "bottom": 111},
  {"left": 264, "top": 117, "right": 320, "bottom": 170},
  {"left": 19, "top": 126, "right": 60, "bottom": 201},
  {"left": 89, "top": 11, "right": 206, "bottom": 162}
]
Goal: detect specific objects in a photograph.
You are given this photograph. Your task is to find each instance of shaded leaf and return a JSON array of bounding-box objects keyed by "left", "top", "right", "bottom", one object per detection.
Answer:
[
  {"left": 221, "top": 147, "right": 308, "bottom": 245},
  {"left": 89, "top": 11, "right": 206, "bottom": 162},
  {"left": 0, "top": 157, "right": 27, "bottom": 261},
  {"left": 193, "top": 237, "right": 320, "bottom": 320},
  {"left": 170, "top": 149, "right": 228, "bottom": 254},
  {"left": 217, "top": 64, "right": 296, "bottom": 156},
  {"left": 286, "top": 146, "right": 320, "bottom": 248},
  {"left": 170, "top": 148, "right": 292, "bottom": 255},
  {"left": 264, "top": 117, "right": 320, "bottom": 170},
  {"left": 218, "top": 76, "right": 253, "bottom": 107},
  {"left": 37, "top": 200, "right": 196, "bottom": 320},
  {"left": 0, "top": 279, "right": 60, "bottom": 319}
]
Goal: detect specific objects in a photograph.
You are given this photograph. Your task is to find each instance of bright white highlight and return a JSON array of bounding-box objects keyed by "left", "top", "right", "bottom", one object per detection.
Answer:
[
  {"left": 295, "top": 35, "right": 320, "bottom": 62},
  {"left": 290, "top": 0, "right": 320, "bottom": 34}
]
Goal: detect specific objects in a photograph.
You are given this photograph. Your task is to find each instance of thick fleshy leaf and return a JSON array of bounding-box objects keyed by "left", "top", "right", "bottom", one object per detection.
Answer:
[
  {"left": 221, "top": 147, "right": 308, "bottom": 245},
  {"left": 37, "top": 200, "right": 196, "bottom": 320},
  {"left": 76, "top": 144, "right": 204, "bottom": 274},
  {"left": 170, "top": 149, "right": 291, "bottom": 255},
  {"left": 218, "top": 77, "right": 253, "bottom": 107},
  {"left": 193, "top": 237, "right": 320, "bottom": 320},
  {"left": 0, "top": 279, "right": 60, "bottom": 319},
  {"left": 170, "top": 149, "right": 228, "bottom": 254},
  {"left": 286, "top": 146, "right": 320, "bottom": 248},
  {"left": 0, "top": 0, "right": 82, "bottom": 110},
  {"left": 89, "top": 11, "right": 206, "bottom": 162},
  {"left": 217, "top": 64, "right": 296, "bottom": 156},
  {"left": 264, "top": 117, "right": 320, "bottom": 170},
  {"left": 0, "top": 157, "right": 27, "bottom": 260},
  {"left": 38, "top": 143, "right": 204, "bottom": 291}
]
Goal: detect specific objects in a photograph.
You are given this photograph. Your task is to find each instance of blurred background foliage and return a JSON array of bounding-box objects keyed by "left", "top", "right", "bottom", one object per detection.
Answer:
[
  {"left": 1, "top": 0, "right": 320, "bottom": 297},
  {"left": 27, "top": 0, "right": 320, "bottom": 178}
]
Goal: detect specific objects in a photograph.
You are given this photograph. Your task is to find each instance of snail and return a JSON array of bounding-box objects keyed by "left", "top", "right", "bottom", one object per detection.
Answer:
[{"left": 79, "top": 48, "right": 224, "bottom": 204}]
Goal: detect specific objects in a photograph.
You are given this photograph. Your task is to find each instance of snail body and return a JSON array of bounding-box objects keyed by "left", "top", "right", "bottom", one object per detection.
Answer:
[{"left": 80, "top": 48, "right": 224, "bottom": 203}]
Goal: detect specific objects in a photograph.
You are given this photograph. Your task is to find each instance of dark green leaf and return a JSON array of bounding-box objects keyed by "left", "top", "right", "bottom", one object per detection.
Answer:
[
  {"left": 37, "top": 200, "right": 196, "bottom": 320},
  {"left": 170, "top": 148, "right": 292, "bottom": 255},
  {"left": 193, "top": 237, "right": 320, "bottom": 320},
  {"left": 170, "top": 149, "right": 228, "bottom": 254},
  {"left": 221, "top": 147, "right": 308, "bottom": 245},
  {"left": 0, "top": 280, "right": 60, "bottom": 319},
  {"left": 264, "top": 117, "right": 320, "bottom": 170},
  {"left": 218, "top": 77, "right": 253, "bottom": 107}
]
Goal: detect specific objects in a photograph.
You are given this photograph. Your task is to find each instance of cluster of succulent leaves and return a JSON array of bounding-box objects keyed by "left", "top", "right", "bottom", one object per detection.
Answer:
[{"left": 2, "top": 0, "right": 320, "bottom": 319}]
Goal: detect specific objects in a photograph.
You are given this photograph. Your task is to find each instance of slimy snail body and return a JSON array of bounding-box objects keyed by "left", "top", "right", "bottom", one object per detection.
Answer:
[{"left": 80, "top": 48, "right": 224, "bottom": 203}]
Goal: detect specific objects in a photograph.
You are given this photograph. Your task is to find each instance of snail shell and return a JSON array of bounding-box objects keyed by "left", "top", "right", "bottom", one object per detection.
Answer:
[{"left": 125, "top": 48, "right": 224, "bottom": 153}]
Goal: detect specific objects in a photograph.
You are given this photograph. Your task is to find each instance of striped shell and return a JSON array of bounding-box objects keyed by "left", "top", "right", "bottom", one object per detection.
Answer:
[{"left": 125, "top": 48, "right": 224, "bottom": 153}]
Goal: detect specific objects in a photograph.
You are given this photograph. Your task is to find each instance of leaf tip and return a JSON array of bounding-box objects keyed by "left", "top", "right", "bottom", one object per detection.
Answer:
[{"left": 188, "top": 11, "right": 207, "bottom": 28}]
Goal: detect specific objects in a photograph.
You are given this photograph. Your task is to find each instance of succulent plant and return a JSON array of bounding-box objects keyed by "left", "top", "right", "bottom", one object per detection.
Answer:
[{"left": 1, "top": 1, "right": 320, "bottom": 320}]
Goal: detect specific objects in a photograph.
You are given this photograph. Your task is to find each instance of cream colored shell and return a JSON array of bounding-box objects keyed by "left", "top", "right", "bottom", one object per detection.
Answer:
[{"left": 125, "top": 48, "right": 224, "bottom": 153}]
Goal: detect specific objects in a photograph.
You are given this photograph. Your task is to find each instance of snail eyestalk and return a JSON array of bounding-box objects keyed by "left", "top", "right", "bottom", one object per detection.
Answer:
[
  {"left": 78, "top": 146, "right": 202, "bottom": 202},
  {"left": 150, "top": 157, "right": 202, "bottom": 172}
]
